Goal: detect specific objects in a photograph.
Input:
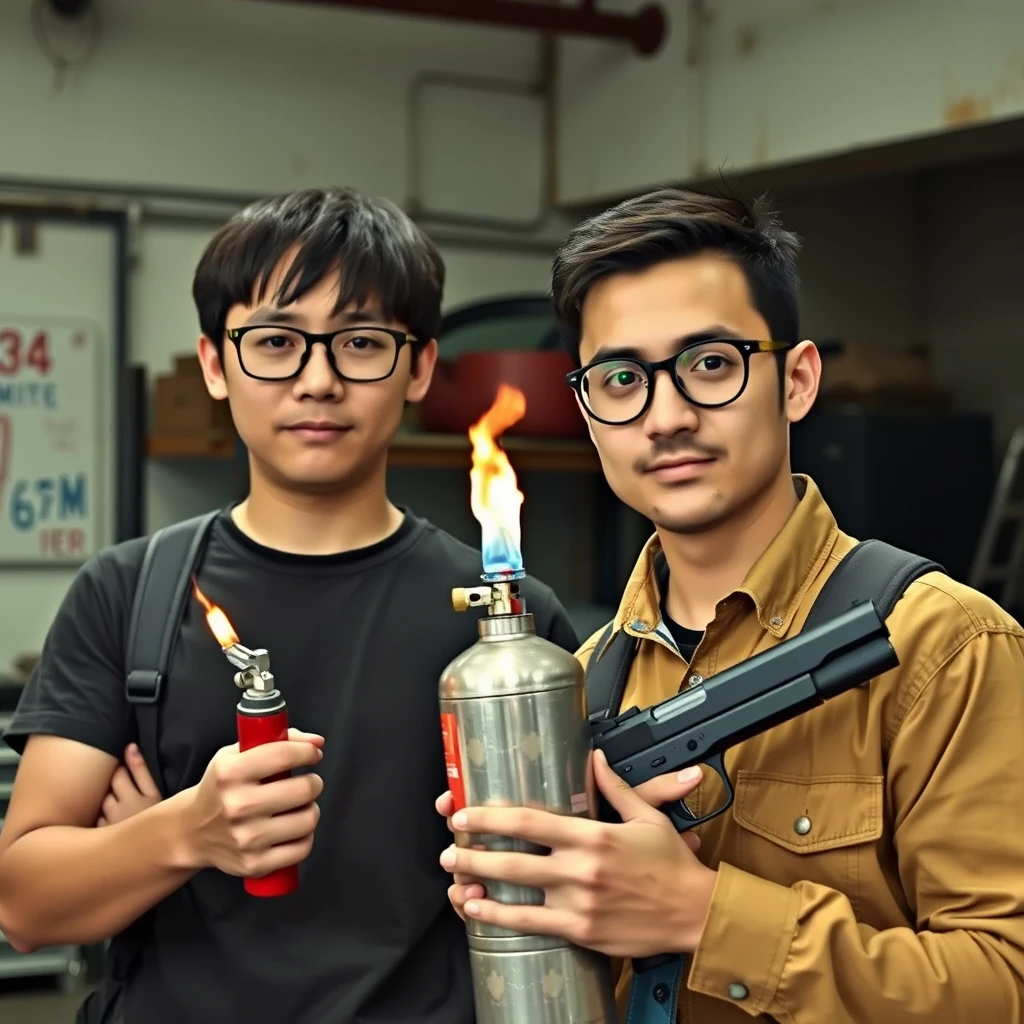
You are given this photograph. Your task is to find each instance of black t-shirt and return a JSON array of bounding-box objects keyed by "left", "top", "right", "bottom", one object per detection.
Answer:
[
  {"left": 4, "top": 509, "right": 580, "bottom": 1024},
  {"left": 661, "top": 611, "right": 703, "bottom": 664}
]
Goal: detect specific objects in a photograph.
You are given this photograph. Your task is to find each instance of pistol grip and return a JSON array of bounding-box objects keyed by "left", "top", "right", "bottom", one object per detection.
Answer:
[{"left": 665, "top": 752, "right": 735, "bottom": 833}]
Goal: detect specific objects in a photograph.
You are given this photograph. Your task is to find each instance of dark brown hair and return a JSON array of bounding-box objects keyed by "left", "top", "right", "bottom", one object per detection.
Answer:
[
  {"left": 193, "top": 187, "right": 446, "bottom": 352},
  {"left": 551, "top": 187, "right": 801, "bottom": 365}
]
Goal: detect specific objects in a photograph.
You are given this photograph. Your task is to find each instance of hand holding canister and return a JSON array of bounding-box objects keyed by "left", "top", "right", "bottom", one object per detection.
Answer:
[{"left": 183, "top": 729, "right": 324, "bottom": 884}]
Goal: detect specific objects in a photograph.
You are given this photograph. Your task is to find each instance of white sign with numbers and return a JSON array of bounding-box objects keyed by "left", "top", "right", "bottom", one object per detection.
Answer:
[{"left": 0, "top": 317, "right": 101, "bottom": 564}]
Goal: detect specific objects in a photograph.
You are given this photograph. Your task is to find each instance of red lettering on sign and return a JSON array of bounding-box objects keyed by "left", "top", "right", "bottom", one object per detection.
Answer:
[
  {"left": 26, "top": 331, "right": 52, "bottom": 375},
  {"left": 40, "top": 529, "right": 84, "bottom": 557},
  {"left": 0, "top": 330, "right": 20, "bottom": 376},
  {"left": 0, "top": 328, "right": 54, "bottom": 376}
]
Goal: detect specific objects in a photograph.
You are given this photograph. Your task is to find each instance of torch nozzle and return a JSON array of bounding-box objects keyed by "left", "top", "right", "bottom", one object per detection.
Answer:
[{"left": 223, "top": 644, "right": 276, "bottom": 693}]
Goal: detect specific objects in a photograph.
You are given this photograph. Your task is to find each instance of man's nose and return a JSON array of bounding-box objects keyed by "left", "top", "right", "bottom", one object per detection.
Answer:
[
  {"left": 642, "top": 368, "right": 699, "bottom": 437},
  {"left": 293, "top": 343, "right": 344, "bottom": 400}
]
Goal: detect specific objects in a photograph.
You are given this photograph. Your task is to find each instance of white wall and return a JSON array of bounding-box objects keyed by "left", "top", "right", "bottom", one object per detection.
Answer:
[
  {"left": 0, "top": 0, "right": 545, "bottom": 203},
  {"left": 556, "top": 0, "right": 1024, "bottom": 204}
]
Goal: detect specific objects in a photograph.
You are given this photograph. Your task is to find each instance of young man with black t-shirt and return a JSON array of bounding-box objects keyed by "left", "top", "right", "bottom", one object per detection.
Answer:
[{"left": 0, "top": 187, "right": 579, "bottom": 1024}]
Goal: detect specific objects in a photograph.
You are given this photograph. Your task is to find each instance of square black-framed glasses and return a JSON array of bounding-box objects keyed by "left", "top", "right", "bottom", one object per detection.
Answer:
[
  {"left": 226, "top": 324, "right": 419, "bottom": 383},
  {"left": 565, "top": 338, "right": 793, "bottom": 426}
]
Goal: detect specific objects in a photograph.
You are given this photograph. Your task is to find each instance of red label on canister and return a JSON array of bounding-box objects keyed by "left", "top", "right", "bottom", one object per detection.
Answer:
[{"left": 440, "top": 711, "right": 467, "bottom": 813}]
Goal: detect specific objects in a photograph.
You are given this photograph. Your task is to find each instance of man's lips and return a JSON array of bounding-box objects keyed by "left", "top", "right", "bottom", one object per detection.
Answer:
[
  {"left": 645, "top": 455, "right": 716, "bottom": 473},
  {"left": 283, "top": 421, "right": 353, "bottom": 442},
  {"left": 644, "top": 455, "right": 717, "bottom": 482}
]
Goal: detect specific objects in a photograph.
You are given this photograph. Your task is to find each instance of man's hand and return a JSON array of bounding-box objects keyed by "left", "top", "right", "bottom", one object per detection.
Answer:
[
  {"left": 435, "top": 761, "right": 705, "bottom": 922},
  {"left": 97, "top": 744, "right": 162, "bottom": 827},
  {"left": 178, "top": 730, "right": 325, "bottom": 879},
  {"left": 438, "top": 750, "right": 718, "bottom": 958}
]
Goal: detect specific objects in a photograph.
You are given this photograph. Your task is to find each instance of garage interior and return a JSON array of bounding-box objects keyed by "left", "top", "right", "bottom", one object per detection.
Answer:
[{"left": 1, "top": 0, "right": 1023, "bottom": 1018}]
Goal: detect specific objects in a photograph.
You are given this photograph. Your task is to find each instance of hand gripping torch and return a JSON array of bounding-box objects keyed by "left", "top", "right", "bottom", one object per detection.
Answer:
[{"left": 223, "top": 641, "right": 299, "bottom": 898}]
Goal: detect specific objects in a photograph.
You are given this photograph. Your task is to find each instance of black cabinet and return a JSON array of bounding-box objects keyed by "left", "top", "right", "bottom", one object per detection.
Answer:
[{"left": 791, "top": 406, "right": 995, "bottom": 584}]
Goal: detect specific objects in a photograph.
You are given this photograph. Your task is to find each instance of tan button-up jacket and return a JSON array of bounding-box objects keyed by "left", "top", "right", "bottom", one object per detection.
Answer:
[{"left": 577, "top": 476, "right": 1024, "bottom": 1022}]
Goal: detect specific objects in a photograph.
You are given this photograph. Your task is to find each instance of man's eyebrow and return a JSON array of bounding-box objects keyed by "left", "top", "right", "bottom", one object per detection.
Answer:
[
  {"left": 242, "top": 307, "right": 302, "bottom": 326},
  {"left": 337, "top": 308, "right": 389, "bottom": 324},
  {"left": 589, "top": 325, "right": 746, "bottom": 362},
  {"left": 241, "top": 307, "right": 393, "bottom": 328}
]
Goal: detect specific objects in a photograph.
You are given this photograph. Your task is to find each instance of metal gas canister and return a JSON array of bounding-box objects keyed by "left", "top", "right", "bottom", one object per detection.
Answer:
[{"left": 439, "top": 577, "right": 617, "bottom": 1024}]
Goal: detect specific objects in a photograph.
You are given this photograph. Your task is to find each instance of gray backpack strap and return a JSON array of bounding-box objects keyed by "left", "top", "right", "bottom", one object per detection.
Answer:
[
  {"left": 124, "top": 511, "right": 219, "bottom": 796},
  {"left": 804, "top": 539, "right": 945, "bottom": 631},
  {"left": 584, "top": 622, "right": 640, "bottom": 724}
]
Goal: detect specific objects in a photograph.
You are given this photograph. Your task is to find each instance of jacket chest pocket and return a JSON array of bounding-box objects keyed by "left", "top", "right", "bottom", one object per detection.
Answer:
[{"left": 730, "top": 770, "right": 884, "bottom": 920}]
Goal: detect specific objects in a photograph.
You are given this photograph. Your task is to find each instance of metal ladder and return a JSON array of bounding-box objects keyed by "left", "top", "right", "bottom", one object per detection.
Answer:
[{"left": 969, "top": 425, "right": 1024, "bottom": 612}]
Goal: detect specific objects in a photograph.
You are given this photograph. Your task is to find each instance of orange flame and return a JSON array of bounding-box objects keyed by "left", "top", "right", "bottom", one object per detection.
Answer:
[
  {"left": 469, "top": 384, "right": 527, "bottom": 574},
  {"left": 192, "top": 579, "right": 240, "bottom": 649}
]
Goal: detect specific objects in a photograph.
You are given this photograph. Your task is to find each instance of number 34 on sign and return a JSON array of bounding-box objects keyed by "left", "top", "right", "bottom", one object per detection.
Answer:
[{"left": 0, "top": 318, "right": 99, "bottom": 563}]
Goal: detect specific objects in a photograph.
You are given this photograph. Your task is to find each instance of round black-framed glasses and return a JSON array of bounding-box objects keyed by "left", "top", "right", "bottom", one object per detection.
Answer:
[
  {"left": 565, "top": 338, "right": 792, "bottom": 426},
  {"left": 226, "top": 325, "right": 419, "bottom": 383}
]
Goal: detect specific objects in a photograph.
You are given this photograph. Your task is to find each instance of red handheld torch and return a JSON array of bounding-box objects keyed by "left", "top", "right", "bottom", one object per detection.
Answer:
[
  {"left": 193, "top": 583, "right": 299, "bottom": 899},
  {"left": 224, "top": 642, "right": 298, "bottom": 898}
]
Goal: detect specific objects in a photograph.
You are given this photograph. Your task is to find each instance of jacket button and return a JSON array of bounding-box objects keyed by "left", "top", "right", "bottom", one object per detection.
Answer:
[
  {"left": 794, "top": 815, "right": 812, "bottom": 835},
  {"left": 727, "top": 982, "right": 749, "bottom": 1000},
  {"left": 769, "top": 616, "right": 784, "bottom": 627},
  {"left": 631, "top": 619, "right": 650, "bottom": 632},
  {"left": 652, "top": 983, "right": 670, "bottom": 1003},
  {"left": 688, "top": 673, "right": 703, "bottom": 686}
]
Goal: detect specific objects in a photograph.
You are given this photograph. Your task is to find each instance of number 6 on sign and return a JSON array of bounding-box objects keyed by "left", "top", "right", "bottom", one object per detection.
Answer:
[{"left": 10, "top": 475, "right": 88, "bottom": 532}]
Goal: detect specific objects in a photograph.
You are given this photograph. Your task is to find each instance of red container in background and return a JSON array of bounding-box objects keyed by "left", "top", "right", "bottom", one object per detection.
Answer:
[{"left": 418, "top": 350, "right": 586, "bottom": 438}]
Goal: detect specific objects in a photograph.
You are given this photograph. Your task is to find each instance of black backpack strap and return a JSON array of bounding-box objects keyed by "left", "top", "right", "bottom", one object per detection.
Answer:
[
  {"left": 124, "top": 511, "right": 218, "bottom": 796},
  {"left": 584, "top": 622, "right": 640, "bottom": 724},
  {"left": 804, "top": 538, "right": 945, "bottom": 631},
  {"left": 106, "top": 511, "right": 218, "bottom": 989}
]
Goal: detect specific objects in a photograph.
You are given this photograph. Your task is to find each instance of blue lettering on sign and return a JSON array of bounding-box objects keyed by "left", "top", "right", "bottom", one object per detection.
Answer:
[
  {"left": 0, "top": 383, "right": 57, "bottom": 408},
  {"left": 9, "top": 474, "right": 88, "bottom": 532},
  {"left": 59, "top": 474, "right": 87, "bottom": 518}
]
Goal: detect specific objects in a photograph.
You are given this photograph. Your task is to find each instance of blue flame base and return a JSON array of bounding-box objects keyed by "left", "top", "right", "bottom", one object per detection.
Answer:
[
  {"left": 481, "top": 568, "right": 527, "bottom": 583},
  {"left": 481, "top": 526, "right": 523, "bottom": 581}
]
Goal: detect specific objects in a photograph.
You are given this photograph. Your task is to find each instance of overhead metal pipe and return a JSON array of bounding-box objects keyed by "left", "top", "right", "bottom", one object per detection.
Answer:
[{"left": 251, "top": 0, "right": 668, "bottom": 56}]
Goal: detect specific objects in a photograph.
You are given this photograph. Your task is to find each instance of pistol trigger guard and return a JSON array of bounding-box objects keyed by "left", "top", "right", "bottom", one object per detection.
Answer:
[{"left": 665, "top": 753, "right": 735, "bottom": 833}]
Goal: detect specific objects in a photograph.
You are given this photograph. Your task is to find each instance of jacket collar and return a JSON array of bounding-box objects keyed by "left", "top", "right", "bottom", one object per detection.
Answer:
[{"left": 605, "top": 475, "right": 840, "bottom": 651}]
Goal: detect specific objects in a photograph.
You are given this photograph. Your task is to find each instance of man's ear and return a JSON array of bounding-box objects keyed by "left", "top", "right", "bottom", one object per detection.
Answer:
[
  {"left": 197, "top": 335, "right": 228, "bottom": 401},
  {"left": 405, "top": 338, "right": 438, "bottom": 404},
  {"left": 784, "top": 340, "right": 820, "bottom": 425}
]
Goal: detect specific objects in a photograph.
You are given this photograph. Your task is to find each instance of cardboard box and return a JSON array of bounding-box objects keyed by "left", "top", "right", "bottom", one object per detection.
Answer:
[
  {"left": 817, "top": 339, "right": 952, "bottom": 410},
  {"left": 173, "top": 355, "right": 204, "bottom": 377},
  {"left": 153, "top": 374, "right": 233, "bottom": 434}
]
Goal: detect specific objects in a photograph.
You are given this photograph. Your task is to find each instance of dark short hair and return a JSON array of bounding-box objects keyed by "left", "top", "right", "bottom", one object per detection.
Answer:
[
  {"left": 192, "top": 187, "right": 446, "bottom": 350},
  {"left": 551, "top": 188, "right": 801, "bottom": 365}
]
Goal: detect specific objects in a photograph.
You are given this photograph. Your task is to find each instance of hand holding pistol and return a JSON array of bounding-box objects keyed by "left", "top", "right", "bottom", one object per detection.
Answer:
[{"left": 591, "top": 601, "right": 899, "bottom": 832}]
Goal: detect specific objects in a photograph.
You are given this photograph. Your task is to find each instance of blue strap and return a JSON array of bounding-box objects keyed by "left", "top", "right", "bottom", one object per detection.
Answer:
[{"left": 624, "top": 956, "right": 684, "bottom": 1024}]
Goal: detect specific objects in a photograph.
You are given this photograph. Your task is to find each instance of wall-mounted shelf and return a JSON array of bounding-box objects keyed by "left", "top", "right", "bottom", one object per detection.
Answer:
[
  {"left": 147, "top": 430, "right": 601, "bottom": 473},
  {"left": 388, "top": 433, "right": 600, "bottom": 472}
]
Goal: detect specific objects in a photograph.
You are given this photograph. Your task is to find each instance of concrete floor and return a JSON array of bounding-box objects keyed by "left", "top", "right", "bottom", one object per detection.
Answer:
[{"left": 0, "top": 979, "right": 89, "bottom": 1023}]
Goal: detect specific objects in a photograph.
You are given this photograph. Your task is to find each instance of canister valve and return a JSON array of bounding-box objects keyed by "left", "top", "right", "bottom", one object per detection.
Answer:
[{"left": 452, "top": 579, "right": 524, "bottom": 616}]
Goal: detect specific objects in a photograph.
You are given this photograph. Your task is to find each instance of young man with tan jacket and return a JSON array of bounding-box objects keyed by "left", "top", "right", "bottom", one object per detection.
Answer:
[{"left": 438, "top": 188, "right": 1024, "bottom": 1022}]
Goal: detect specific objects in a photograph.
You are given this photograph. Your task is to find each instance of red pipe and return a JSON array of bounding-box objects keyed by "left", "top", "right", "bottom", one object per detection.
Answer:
[{"left": 255, "top": 0, "right": 667, "bottom": 56}]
